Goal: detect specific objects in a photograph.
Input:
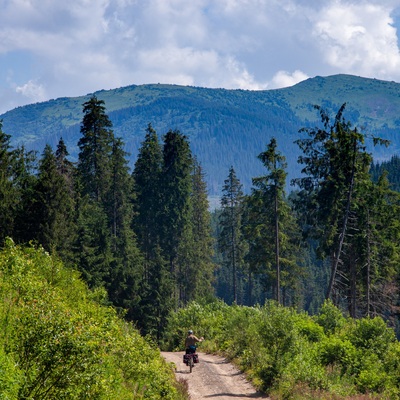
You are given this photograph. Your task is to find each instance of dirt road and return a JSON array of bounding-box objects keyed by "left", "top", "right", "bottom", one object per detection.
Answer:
[{"left": 162, "top": 351, "right": 269, "bottom": 400}]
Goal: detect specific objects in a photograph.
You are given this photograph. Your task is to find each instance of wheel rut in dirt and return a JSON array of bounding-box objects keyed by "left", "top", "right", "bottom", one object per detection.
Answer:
[{"left": 162, "top": 351, "right": 269, "bottom": 400}]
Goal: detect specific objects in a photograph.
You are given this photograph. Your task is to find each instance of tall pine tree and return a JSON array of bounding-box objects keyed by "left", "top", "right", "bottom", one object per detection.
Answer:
[
  {"left": 189, "top": 158, "right": 215, "bottom": 301},
  {"left": 218, "top": 166, "right": 245, "bottom": 304},
  {"left": 0, "top": 121, "right": 16, "bottom": 244},
  {"left": 132, "top": 124, "right": 171, "bottom": 337},
  {"left": 76, "top": 96, "right": 115, "bottom": 287},
  {"left": 77, "top": 95, "right": 113, "bottom": 203},
  {"left": 293, "top": 104, "right": 391, "bottom": 314},
  {"left": 160, "top": 129, "right": 193, "bottom": 308},
  {"left": 12, "top": 146, "right": 38, "bottom": 244},
  {"left": 249, "top": 138, "right": 301, "bottom": 305},
  {"left": 33, "top": 144, "right": 76, "bottom": 261},
  {"left": 106, "top": 136, "right": 143, "bottom": 320}
]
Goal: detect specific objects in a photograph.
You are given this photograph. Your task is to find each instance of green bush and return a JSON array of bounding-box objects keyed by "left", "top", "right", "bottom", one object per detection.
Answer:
[
  {"left": 382, "top": 341, "right": 400, "bottom": 387},
  {"left": 295, "top": 315, "right": 325, "bottom": 343},
  {"left": 0, "top": 346, "right": 21, "bottom": 399},
  {"left": 0, "top": 240, "right": 184, "bottom": 400},
  {"left": 356, "top": 354, "right": 388, "bottom": 393},
  {"left": 345, "top": 317, "right": 396, "bottom": 357},
  {"left": 278, "top": 344, "right": 329, "bottom": 398},
  {"left": 314, "top": 299, "right": 347, "bottom": 335},
  {"left": 317, "top": 336, "right": 355, "bottom": 368},
  {"left": 163, "top": 297, "right": 400, "bottom": 398}
]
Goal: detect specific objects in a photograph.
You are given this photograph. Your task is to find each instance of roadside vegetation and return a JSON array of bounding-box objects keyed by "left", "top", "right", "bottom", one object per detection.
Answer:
[
  {"left": 163, "top": 299, "right": 400, "bottom": 399},
  {"left": 0, "top": 240, "right": 187, "bottom": 400}
]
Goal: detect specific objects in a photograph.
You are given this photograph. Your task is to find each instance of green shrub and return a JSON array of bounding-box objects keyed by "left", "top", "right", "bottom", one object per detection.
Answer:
[
  {"left": 314, "top": 299, "right": 346, "bottom": 335},
  {"left": 295, "top": 316, "right": 325, "bottom": 343},
  {"left": 163, "top": 295, "right": 400, "bottom": 398},
  {"left": 317, "top": 336, "right": 355, "bottom": 367},
  {"left": 0, "top": 240, "right": 183, "bottom": 400},
  {"left": 345, "top": 317, "right": 396, "bottom": 358},
  {"left": 277, "top": 344, "right": 329, "bottom": 398},
  {"left": 356, "top": 354, "right": 388, "bottom": 393},
  {"left": 161, "top": 299, "right": 231, "bottom": 351},
  {"left": 382, "top": 341, "right": 400, "bottom": 387},
  {"left": 0, "top": 346, "right": 21, "bottom": 399}
]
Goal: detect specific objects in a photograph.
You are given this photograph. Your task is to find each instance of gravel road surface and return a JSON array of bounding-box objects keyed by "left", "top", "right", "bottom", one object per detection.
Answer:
[{"left": 162, "top": 351, "right": 269, "bottom": 400}]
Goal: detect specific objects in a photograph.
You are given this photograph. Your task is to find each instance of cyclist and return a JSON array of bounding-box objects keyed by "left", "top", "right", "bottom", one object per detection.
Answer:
[{"left": 185, "top": 329, "right": 203, "bottom": 354}]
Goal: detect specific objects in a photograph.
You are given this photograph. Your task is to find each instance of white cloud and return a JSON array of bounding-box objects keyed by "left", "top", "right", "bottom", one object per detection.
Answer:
[
  {"left": 270, "top": 70, "right": 310, "bottom": 89},
  {"left": 0, "top": 0, "right": 400, "bottom": 114},
  {"left": 312, "top": 2, "right": 400, "bottom": 79},
  {"left": 16, "top": 80, "right": 47, "bottom": 102}
]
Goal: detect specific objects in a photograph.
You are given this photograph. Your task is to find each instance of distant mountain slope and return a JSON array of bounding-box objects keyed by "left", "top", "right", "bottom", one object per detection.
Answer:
[{"left": 1, "top": 74, "right": 399, "bottom": 195}]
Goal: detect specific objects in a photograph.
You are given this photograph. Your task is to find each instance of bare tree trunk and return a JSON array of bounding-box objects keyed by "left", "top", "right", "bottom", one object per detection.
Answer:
[
  {"left": 248, "top": 270, "right": 252, "bottom": 306},
  {"left": 231, "top": 225, "right": 237, "bottom": 304},
  {"left": 326, "top": 138, "right": 357, "bottom": 300},
  {"left": 275, "top": 188, "right": 280, "bottom": 304},
  {"left": 366, "top": 209, "right": 371, "bottom": 317},
  {"left": 350, "top": 253, "right": 357, "bottom": 318}
]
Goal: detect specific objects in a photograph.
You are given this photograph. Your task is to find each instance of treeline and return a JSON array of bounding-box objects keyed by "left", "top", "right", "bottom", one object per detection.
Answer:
[
  {"left": 1, "top": 98, "right": 400, "bottom": 340},
  {"left": 214, "top": 104, "right": 400, "bottom": 331},
  {"left": 371, "top": 154, "right": 400, "bottom": 192},
  {"left": 0, "top": 95, "right": 214, "bottom": 338}
]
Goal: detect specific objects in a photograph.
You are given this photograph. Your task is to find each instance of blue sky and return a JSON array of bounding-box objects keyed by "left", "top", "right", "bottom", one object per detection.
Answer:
[{"left": 1, "top": 0, "right": 400, "bottom": 114}]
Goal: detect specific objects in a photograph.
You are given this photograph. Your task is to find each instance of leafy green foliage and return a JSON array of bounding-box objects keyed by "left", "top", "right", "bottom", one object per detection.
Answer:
[
  {"left": 0, "top": 240, "right": 185, "bottom": 399},
  {"left": 163, "top": 299, "right": 400, "bottom": 399},
  {"left": 314, "top": 299, "right": 347, "bottom": 335}
]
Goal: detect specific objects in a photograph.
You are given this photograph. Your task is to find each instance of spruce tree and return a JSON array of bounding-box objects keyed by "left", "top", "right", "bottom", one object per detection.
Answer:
[
  {"left": 293, "top": 104, "right": 390, "bottom": 312},
  {"left": 0, "top": 121, "right": 16, "bottom": 243},
  {"left": 33, "top": 144, "right": 76, "bottom": 261},
  {"left": 12, "top": 146, "right": 38, "bottom": 244},
  {"left": 106, "top": 136, "right": 143, "bottom": 318},
  {"left": 218, "top": 166, "right": 245, "bottom": 304},
  {"left": 132, "top": 124, "right": 172, "bottom": 336},
  {"left": 132, "top": 124, "right": 163, "bottom": 271},
  {"left": 189, "top": 158, "right": 215, "bottom": 300},
  {"left": 250, "top": 138, "right": 301, "bottom": 305},
  {"left": 77, "top": 95, "right": 113, "bottom": 202},
  {"left": 76, "top": 96, "right": 115, "bottom": 287},
  {"left": 160, "top": 129, "right": 193, "bottom": 308},
  {"left": 55, "top": 137, "right": 75, "bottom": 190}
]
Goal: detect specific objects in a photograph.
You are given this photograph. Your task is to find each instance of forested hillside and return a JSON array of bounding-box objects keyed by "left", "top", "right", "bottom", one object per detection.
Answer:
[{"left": 2, "top": 74, "right": 400, "bottom": 194}]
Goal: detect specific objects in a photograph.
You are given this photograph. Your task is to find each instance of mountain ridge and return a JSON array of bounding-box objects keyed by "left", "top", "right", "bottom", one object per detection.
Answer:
[{"left": 1, "top": 74, "right": 399, "bottom": 194}]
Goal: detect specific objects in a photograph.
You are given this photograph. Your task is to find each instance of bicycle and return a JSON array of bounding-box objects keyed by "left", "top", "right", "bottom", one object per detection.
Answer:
[{"left": 183, "top": 352, "right": 199, "bottom": 373}]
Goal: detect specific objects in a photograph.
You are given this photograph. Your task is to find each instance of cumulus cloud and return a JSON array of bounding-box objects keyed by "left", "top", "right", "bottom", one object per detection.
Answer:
[
  {"left": 0, "top": 0, "right": 400, "bottom": 114},
  {"left": 270, "top": 70, "right": 310, "bottom": 89},
  {"left": 312, "top": 2, "right": 400, "bottom": 78},
  {"left": 16, "top": 80, "right": 47, "bottom": 103}
]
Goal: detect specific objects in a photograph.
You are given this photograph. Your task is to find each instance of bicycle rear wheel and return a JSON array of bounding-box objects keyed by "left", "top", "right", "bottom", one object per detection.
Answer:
[{"left": 189, "top": 356, "right": 193, "bottom": 373}]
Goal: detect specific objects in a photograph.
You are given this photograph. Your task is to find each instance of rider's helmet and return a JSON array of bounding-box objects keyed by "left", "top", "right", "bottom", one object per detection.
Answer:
[{"left": 188, "top": 329, "right": 193, "bottom": 335}]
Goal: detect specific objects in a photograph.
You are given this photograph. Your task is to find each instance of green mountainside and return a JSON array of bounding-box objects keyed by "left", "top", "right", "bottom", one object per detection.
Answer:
[{"left": 2, "top": 74, "right": 400, "bottom": 194}]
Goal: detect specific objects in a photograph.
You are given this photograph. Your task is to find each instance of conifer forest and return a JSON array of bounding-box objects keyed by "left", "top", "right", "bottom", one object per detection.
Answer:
[{"left": 1, "top": 95, "right": 400, "bottom": 398}]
